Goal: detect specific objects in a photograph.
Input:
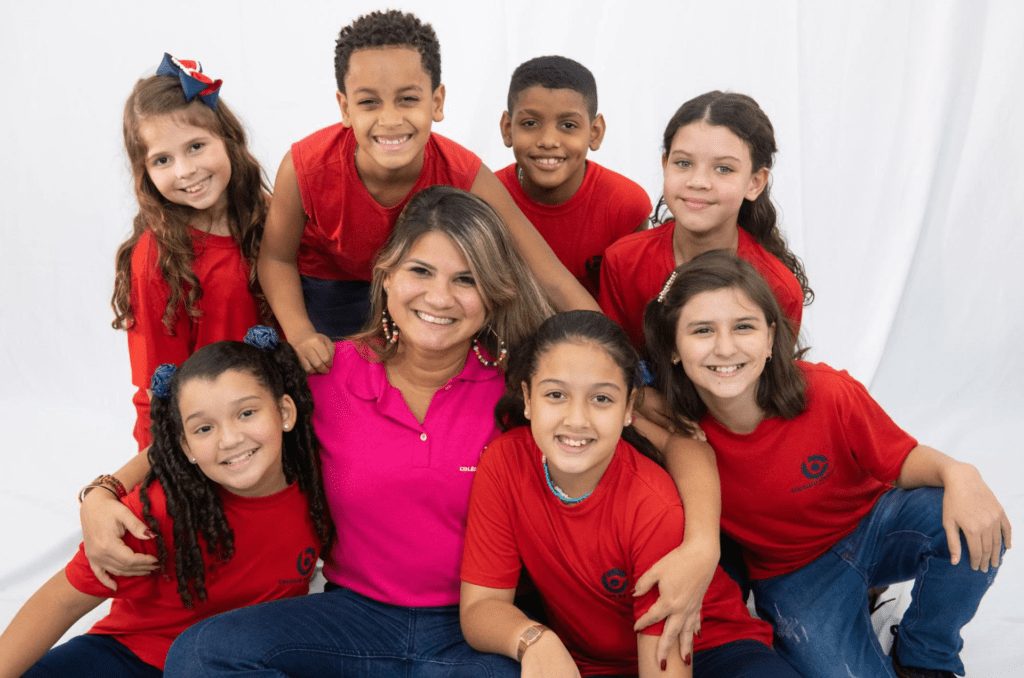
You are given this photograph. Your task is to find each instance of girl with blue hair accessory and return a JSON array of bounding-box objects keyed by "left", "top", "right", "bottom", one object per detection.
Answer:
[{"left": 0, "top": 328, "right": 333, "bottom": 678}]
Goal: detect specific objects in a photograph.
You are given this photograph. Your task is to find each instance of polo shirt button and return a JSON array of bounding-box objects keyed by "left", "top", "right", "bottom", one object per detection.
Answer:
[
  {"left": 420, "top": 433, "right": 427, "bottom": 441},
  {"left": 445, "top": 385, "right": 451, "bottom": 390}
]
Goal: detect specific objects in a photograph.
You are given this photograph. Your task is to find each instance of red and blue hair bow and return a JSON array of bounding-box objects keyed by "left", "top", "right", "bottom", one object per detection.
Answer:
[{"left": 156, "top": 53, "right": 222, "bottom": 109}]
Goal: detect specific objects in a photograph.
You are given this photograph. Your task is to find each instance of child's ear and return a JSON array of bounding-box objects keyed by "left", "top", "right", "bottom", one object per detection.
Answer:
[
  {"left": 179, "top": 438, "right": 197, "bottom": 464},
  {"left": 431, "top": 84, "right": 446, "bottom": 123},
  {"left": 661, "top": 152, "right": 669, "bottom": 172},
  {"left": 588, "top": 113, "right": 607, "bottom": 152},
  {"left": 766, "top": 321, "right": 776, "bottom": 362},
  {"left": 278, "top": 394, "right": 297, "bottom": 431},
  {"left": 521, "top": 381, "right": 531, "bottom": 419},
  {"left": 336, "top": 91, "right": 352, "bottom": 127},
  {"left": 623, "top": 390, "right": 637, "bottom": 427},
  {"left": 745, "top": 167, "right": 770, "bottom": 201},
  {"left": 499, "top": 111, "right": 514, "bottom": 148}
]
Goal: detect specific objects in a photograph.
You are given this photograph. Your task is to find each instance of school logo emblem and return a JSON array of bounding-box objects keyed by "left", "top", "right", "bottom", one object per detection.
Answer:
[
  {"left": 296, "top": 547, "right": 317, "bottom": 576},
  {"left": 602, "top": 568, "right": 629, "bottom": 594},
  {"left": 801, "top": 455, "right": 829, "bottom": 479}
]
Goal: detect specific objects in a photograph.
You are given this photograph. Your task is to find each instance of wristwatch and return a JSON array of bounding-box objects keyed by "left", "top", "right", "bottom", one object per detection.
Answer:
[{"left": 516, "top": 623, "right": 548, "bottom": 662}]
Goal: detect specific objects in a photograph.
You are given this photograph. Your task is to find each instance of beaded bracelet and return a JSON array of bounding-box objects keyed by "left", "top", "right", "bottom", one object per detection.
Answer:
[{"left": 78, "top": 474, "right": 127, "bottom": 504}]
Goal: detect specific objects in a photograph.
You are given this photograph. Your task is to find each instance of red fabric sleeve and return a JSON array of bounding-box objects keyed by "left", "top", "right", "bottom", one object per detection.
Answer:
[{"left": 460, "top": 445, "right": 522, "bottom": 590}]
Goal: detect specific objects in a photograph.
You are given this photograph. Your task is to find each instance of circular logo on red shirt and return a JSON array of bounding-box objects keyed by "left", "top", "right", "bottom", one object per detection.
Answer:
[
  {"left": 802, "top": 455, "right": 829, "bottom": 479},
  {"left": 602, "top": 568, "right": 629, "bottom": 594}
]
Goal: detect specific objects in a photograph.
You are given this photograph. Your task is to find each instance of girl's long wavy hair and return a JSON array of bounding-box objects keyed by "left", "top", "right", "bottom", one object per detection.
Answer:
[
  {"left": 654, "top": 91, "right": 814, "bottom": 307},
  {"left": 643, "top": 251, "right": 808, "bottom": 435},
  {"left": 495, "top": 310, "right": 662, "bottom": 466},
  {"left": 111, "top": 73, "right": 271, "bottom": 333},
  {"left": 142, "top": 339, "right": 334, "bottom": 608},
  {"left": 352, "top": 185, "right": 554, "bottom": 364}
]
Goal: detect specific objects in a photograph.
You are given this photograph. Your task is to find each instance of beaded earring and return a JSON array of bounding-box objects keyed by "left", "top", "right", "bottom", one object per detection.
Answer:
[
  {"left": 473, "top": 327, "right": 508, "bottom": 367},
  {"left": 381, "top": 309, "right": 399, "bottom": 345}
]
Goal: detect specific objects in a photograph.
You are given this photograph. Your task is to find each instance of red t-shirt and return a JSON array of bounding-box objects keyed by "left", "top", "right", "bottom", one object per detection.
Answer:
[
  {"left": 496, "top": 161, "right": 651, "bottom": 296},
  {"left": 705, "top": 362, "right": 918, "bottom": 580},
  {"left": 462, "top": 427, "right": 771, "bottom": 676},
  {"left": 598, "top": 222, "right": 804, "bottom": 350},
  {"left": 127, "top": 228, "right": 261, "bottom": 449},
  {"left": 65, "top": 482, "right": 319, "bottom": 669},
  {"left": 291, "top": 124, "right": 482, "bottom": 281}
]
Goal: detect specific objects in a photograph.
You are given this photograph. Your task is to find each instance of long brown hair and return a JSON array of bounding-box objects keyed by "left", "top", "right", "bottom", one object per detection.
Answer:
[
  {"left": 643, "top": 251, "right": 807, "bottom": 434},
  {"left": 353, "top": 185, "right": 553, "bottom": 364},
  {"left": 111, "top": 73, "right": 270, "bottom": 333},
  {"left": 655, "top": 91, "right": 814, "bottom": 307}
]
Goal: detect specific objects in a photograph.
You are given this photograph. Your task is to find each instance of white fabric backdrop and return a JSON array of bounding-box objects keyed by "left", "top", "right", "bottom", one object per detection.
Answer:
[{"left": 1, "top": 0, "right": 1021, "bottom": 674}]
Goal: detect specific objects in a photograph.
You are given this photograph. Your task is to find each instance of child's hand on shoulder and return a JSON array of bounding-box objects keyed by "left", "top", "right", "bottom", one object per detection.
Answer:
[{"left": 292, "top": 331, "right": 335, "bottom": 374}]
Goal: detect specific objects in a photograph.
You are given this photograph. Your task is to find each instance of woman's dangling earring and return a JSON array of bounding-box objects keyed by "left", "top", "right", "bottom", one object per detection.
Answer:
[
  {"left": 473, "top": 327, "right": 508, "bottom": 367},
  {"left": 381, "top": 308, "right": 399, "bottom": 345}
]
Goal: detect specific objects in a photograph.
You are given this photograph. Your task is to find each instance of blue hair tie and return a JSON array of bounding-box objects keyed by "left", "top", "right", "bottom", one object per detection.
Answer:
[
  {"left": 156, "top": 53, "right": 222, "bottom": 110},
  {"left": 150, "top": 363, "right": 178, "bottom": 400},
  {"left": 636, "top": 360, "right": 657, "bottom": 388},
  {"left": 244, "top": 326, "right": 279, "bottom": 351}
]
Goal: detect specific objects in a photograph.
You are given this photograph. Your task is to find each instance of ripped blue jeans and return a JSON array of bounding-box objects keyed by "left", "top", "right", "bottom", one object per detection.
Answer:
[{"left": 751, "top": 488, "right": 999, "bottom": 678}]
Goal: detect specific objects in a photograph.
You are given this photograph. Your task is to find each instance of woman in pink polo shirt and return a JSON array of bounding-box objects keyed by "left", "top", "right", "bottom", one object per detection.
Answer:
[{"left": 82, "top": 187, "right": 552, "bottom": 676}]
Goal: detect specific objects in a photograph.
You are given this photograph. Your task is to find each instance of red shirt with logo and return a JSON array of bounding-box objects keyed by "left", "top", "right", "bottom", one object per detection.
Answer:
[
  {"left": 704, "top": 362, "right": 918, "bottom": 580},
  {"left": 462, "top": 427, "right": 772, "bottom": 676},
  {"left": 291, "top": 124, "right": 482, "bottom": 281},
  {"left": 65, "top": 482, "right": 319, "bottom": 669},
  {"left": 598, "top": 222, "right": 804, "bottom": 350},
  {"left": 496, "top": 161, "right": 651, "bottom": 296}
]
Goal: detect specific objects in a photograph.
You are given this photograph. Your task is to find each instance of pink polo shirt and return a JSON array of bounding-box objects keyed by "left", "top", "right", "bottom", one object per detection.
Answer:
[{"left": 308, "top": 341, "right": 505, "bottom": 607}]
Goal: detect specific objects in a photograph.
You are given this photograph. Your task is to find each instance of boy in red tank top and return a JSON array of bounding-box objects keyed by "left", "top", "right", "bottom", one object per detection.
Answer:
[{"left": 258, "top": 11, "right": 595, "bottom": 374}]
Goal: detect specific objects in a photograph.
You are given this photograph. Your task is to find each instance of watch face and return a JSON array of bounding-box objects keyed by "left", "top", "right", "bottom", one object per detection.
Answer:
[{"left": 523, "top": 626, "right": 542, "bottom": 643}]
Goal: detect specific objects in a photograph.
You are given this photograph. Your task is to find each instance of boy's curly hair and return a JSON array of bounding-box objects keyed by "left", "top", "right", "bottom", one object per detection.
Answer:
[{"left": 334, "top": 9, "right": 441, "bottom": 93}]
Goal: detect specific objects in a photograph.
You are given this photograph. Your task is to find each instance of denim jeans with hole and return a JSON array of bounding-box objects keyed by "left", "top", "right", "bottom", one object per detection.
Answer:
[
  {"left": 751, "top": 488, "right": 1000, "bottom": 678},
  {"left": 164, "top": 584, "right": 519, "bottom": 678}
]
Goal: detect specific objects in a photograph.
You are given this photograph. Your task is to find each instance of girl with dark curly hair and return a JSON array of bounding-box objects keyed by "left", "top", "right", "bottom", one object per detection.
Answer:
[{"left": 0, "top": 328, "right": 332, "bottom": 678}]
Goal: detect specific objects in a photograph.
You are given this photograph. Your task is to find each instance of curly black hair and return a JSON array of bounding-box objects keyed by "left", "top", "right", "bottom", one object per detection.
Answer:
[
  {"left": 142, "top": 338, "right": 334, "bottom": 608},
  {"left": 334, "top": 9, "right": 441, "bottom": 93}
]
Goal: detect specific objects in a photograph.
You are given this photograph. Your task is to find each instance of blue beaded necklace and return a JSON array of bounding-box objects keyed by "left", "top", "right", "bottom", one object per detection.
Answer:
[{"left": 542, "top": 456, "right": 594, "bottom": 505}]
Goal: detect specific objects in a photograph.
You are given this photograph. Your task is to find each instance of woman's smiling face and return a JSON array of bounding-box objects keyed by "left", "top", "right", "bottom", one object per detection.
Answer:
[{"left": 383, "top": 231, "right": 487, "bottom": 357}]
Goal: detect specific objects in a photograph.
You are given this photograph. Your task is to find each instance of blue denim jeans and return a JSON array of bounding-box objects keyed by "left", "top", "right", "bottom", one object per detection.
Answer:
[
  {"left": 751, "top": 488, "right": 999, "bottom": 678},
  {"left": 164, "top": 585, "right": 519, "bottom": 677},
  {"left": 23, "top": 634, "right": 162, "bottom": 678}
]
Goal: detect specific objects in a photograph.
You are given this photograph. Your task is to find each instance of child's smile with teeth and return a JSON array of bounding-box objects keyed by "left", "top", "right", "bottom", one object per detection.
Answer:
[
  {"left": 675, "top": 287, "right": 775, "bottom": 419},
  {"left": 523, "top": 341, "right": 634, "bottom": 501},
  {"left": 177, "top": 369, "right": 296, "bottom": 498}
]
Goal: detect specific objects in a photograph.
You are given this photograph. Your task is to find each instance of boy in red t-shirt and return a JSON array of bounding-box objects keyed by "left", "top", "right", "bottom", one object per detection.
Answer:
[
  {"left": 258, "top": 12, "right": 595, "bottom": 373},
  {"left": 496, "top": 56, "right": 651, "bottom": 297}
]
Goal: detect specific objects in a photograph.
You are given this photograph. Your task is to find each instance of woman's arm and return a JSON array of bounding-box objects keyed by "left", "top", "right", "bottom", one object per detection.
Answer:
[
  {"left": 80, "top": 452, "right": 158, "bottom": 589},
  {"left": 460, "top": 582, "right": 580, "bottom": 678},
  {"left": 638, "top": 633, "right": 692, "bottom": 678},
  {"left": 470, "top": 165, "right": 599, "bottom": 313},
  {"left": 895, "top": 445, "right": 1011, "bottom": 571},
  {"left": 631, "top": 423, "right": 721, "bottom": 666},
  {"left": 0, "top": 570, "right": 105, "bottom": 678},
  {"left": 258, "top": 152, "right": 335, "bottom": 374}
]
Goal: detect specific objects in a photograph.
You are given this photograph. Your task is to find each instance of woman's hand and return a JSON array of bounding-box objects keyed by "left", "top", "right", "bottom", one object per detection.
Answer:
[
  {"left": 521, "top": 631, "right": 582, "bottom": 678},
  {"left": 634, "top": 388, "right": 706, "bottom": 442},
  {"left": 292, "top": 330, "right": 335, "bottom": 374},
  {"left": 941, "top": 462, "right": 1012, "bottom": 571},
  {"left": 633, "top": 538, "right": 719, "bottom": 666},
  {"left": 80, "top": 489, "right": 157, "bottom": 590}
]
